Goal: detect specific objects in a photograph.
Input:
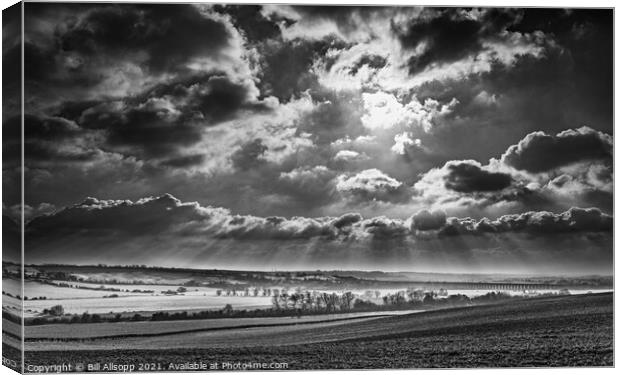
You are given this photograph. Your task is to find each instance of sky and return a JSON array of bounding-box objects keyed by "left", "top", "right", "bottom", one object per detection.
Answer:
[{"left": 2, "top": 4, "right": 613, "bottom": 274}]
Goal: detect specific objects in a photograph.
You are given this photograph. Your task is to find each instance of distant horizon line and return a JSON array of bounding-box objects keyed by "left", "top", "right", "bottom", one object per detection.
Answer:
[{"left": 3, "top": 261, "right": 612, "bottom": 278}]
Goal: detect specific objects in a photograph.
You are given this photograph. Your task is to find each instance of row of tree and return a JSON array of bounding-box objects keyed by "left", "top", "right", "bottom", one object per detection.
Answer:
[
  {"left": 215, "top": 287, "right": 341, "bottom": 298},
  {"left": 271, "top": 291, "right": 358, "bottom": 312}
]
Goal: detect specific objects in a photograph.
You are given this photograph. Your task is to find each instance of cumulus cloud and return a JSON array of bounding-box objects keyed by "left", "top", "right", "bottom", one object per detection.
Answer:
[
  {"left": 26, "top": 194, "right": 613, "bottom": 250},
  {"left": 411, "top": 125, "right": 612, "bottom": 218},
  {"left": 361, "top": 91, "right": 458, "bottom": 132},
  {"left": 414, "top": 159, "right": 514, "bottom": 209},
  {"left": 334, "top": 150, "right": 368, "bottom": 162},
  {"left": 391, "top": 132, "right": 421, "bottom": 155},
  {"left": 359, "top": 216, "right": 409, "bottom": 238},
  {"left": 411, "top": 209, "right": 447, "bottom": 231},
  {"left": 24, "top": 194, "right": 613, "bottom": 269},
  {"left": 277, "top": 165, "right": 338, "bottom": 204},
  {"left": 443, "top": 160, "right": 513, "bottom": 193},
  {"left": 439, "top": 207, "right": 612, "bottom": 236},
  {"left": 25, "top": 194, "right": 354, "bottom": 244},
  {"left": 336, "top": 169, "right": 410, "bottom": 203},
  {"left": 501, "top": 127, "right": 612, "bottom": 173}
]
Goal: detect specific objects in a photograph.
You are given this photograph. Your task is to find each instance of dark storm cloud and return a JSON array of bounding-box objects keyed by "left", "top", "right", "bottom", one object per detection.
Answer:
[
  {"left": 26, "top": 194, "right": 202, "bottom": 236},
  {"left": 22, "top": 41, "right": 57, "bottom": 82},
  {"left": 3, "top": 3, "right": 22, "bottom": 118},
  {"left": 507, "top": 8, "right": 606, "bottom": 35},
  {"left": 76, "top": 73, "right": 271, "bottom": 159},
  {"left": 160, "top": 154, "right": 206, "bottom": 168},
  {"left": 409, "top": 49, "right": 611, "bottom": 164},
  {"left": 25, "top": 194, "right": 345, "bottom": 242},
  {"left": 23, "top": 114, "right": 83, "bottom": 140},
  {"left": 213, "top": 4, "right": 281, "bottom": 43},
  {"left": 501, "top": 127, "right": 612, "bottom": 173},
  {"left": 277, "top": 166, "right": 338, "bottom": 205},
  {"left": 52, "top": 100, "right": 103, "bottom": 122},
  {"left": 256, "top": 37, "right": 348, "bottom": 101},
  {"left": 2, "top": 214, "right": 21, "bottom": 262},
  {"left": 398, "top": 11, "right": 483, "bottom": 74},
  {"left": 396, "top": 8, "right": 518, "bottom": 75},
  {"left": 439, "top": 207, "right": 612, "bottom": 237},
  {"left": 349, "top": 54, "right": 388, "bottom": 75},
  {"left": 153, "top": 74, "right": 269, "bottom": 123},
  {"left": 3, "top": 113, "right": 100, "bottom": 165},
  {"left": 79, "top": 101, "right": 203, "bottom": 158},
  {"left": 506, "top": 4, "right": 612, "bottom": 109},
  {"left": 57, "top": 4, "right": 230, "bottom": 73},
  {"left": 443, "top": 161, "right": 512, "bottom": 192},
  {"left": 411, "top": 209, "right": 446, "bottom": 231},
  {"left": 231, "top": 139, "right": 268, "bottom": 170},
  {"left": 19, "top": 3, "right": 276, "bottom": 171},
  {"left": 413, "top": 125, "right": 612, "bottom": 218},
  {"left": 20, "top": 2, "right": 253, "bottom": 116},
  {"left": 1, "top": 10, "right": 22, "bottom": 210},
  {"left": 1, "top": 115, "right": 21, "bottom": 165},
  {"left": 297, "top": 90, "right": 366, "bottom": 145},
  {"left": 398, "top": 8, "right": 611, "bottom": 171},
  {"left": 511, "top": 9, "right": 612, "bottom": 116}
]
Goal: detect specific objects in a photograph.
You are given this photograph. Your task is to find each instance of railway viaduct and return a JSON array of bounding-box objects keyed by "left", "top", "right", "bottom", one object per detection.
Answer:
[{"left": 406, "top": 282, "right": 570, "bottom": 291}]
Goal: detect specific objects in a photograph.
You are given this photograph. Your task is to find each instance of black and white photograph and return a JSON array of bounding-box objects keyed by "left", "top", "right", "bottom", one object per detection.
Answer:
[{"left": 1, "top": 0, "right": 615, "bottom": 372}]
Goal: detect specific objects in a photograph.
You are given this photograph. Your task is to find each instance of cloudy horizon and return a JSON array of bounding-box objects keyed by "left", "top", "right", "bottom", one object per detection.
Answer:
[{"left": 2, "top": 4, "right": 613, "bottom": 274}]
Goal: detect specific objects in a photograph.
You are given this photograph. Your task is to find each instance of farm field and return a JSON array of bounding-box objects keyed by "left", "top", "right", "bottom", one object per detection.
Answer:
[
  {"left": 1, "top": 278, "right": 271, "bottom": 315},
  {"left": 3, "top": 310, "right": 422, "bottom": 340},
  {"left": 15, "top": 279, "right": 143, "bottom": 299},
  {"left": 13, "top": 292, "right": 612, "bottom": 368},
  {"left": 22, "top": 293, "right": 272, "bottom": 315},
  {"left": 60, "top": 281, "right": 216, "bottom": 294}
]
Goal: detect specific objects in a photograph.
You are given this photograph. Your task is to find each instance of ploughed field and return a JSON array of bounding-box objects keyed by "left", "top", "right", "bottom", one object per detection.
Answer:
[
  {"left": 10, "top": 292, "right": 612, "bottom": 369},
  {"left": 3, "top": 310, "right": 420, "bottom": 340}
]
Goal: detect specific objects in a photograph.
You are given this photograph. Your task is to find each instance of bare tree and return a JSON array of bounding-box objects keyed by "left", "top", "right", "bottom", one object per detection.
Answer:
[
  {"left": 289, "top": 293, "right": 300, "bottom": 310},
  {"left": 272, "top": 295, "right": 280, "bottom": 310},
  {"left": 341, "top": 291, "right": 355, "bottom": 310}
]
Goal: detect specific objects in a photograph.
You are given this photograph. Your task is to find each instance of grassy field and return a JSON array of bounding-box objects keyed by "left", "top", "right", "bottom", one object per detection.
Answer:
[{"left": 9, "top": 292, "right": 612, "bottom": 369}]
